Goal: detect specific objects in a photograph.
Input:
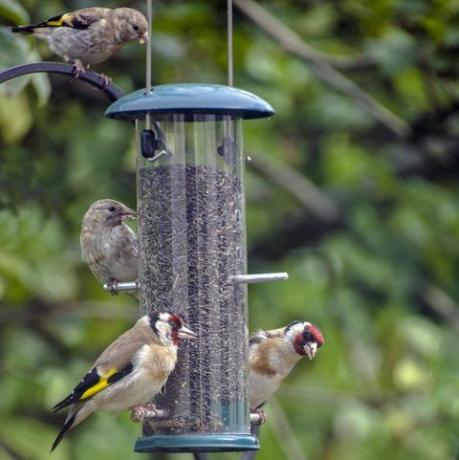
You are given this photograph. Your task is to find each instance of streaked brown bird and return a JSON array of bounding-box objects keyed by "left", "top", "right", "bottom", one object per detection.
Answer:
[
  {"left": 248, "top": 321, "right": 324, "bottom": 421},
  {"left": 12, "top": 7, "right": 148, "bottom": 76},
  {"left": 51, "top": 312, "right": 196, "bottom": 451},
  {"left": 80, "top": 199, "right": 138, "bottom": 294}
]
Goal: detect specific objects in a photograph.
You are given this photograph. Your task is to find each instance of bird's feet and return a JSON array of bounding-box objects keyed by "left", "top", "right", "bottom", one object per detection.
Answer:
[
  {"left": 71, "top": 59, "right": 86, "bottom": 79},
  {"left": 251, "top": 408, "right": 267, "bottom": 425},
  {"left": 131, "top": 404, "right": 161, "bottom": 422},
  {"left": 106, "top": 278, "right": 119, "bottom": 295},
  {"left": 100, "top": 73, "right": 112, "bottom": 89}
]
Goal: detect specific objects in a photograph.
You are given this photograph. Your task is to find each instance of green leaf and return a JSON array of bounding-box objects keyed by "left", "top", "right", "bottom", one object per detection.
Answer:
[{"left": 0, "top": 0, "right": 29, "bottom": 24}]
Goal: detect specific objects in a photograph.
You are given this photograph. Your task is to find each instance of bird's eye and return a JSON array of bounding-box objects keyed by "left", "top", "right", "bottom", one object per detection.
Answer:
[
  {"left": 108, "top": 206, "right": 116, "bottom": 212},
  {"left": 169, "top": 315, "right": 182, "bottom": 328},
  {"left": 303, "top": 330, "right": 313, "bottom": 342},
  {"left": 132, "top": 24, "right": 139, "bottom": 31}
]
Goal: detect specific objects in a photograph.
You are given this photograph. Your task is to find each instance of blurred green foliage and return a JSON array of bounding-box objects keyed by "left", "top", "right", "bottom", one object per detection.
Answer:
[{"left": 1, "top": 0, "right": 459, "bottom": 459}]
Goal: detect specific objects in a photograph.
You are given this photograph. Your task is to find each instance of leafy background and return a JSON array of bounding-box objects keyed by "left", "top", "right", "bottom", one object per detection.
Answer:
[{"left": 1, "top": 0, "right": 459, "bottom": 459}]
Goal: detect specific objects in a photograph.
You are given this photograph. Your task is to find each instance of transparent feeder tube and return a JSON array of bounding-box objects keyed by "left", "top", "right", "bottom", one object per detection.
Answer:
[{"left": 137, "top": 114, "right": 250, "bottom": 437}]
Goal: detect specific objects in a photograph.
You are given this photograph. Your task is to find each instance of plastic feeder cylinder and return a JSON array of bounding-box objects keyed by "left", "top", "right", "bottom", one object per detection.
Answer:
[{"left": 106, "top": 84, "right": 273, "bottom": 453}]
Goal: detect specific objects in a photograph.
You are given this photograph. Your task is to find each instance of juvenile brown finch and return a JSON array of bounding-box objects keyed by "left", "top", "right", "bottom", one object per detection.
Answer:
[
  {"left": 80, "top": 199, "right": 138, "bottom": 294},
  {"left": 51, "top": 312, "right": 196, "bottom": 450},
  {"left": 248, "top": 321, "right": 324, "bottom": 421},
  {"left": 12, "top": 7, "right": 148, "bottom": 76}
]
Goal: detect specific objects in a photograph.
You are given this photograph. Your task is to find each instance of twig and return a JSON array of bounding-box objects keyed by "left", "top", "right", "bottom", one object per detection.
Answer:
[
  {"left": 248, "top": 155, "right": 342, "bottom": 223},
  {"left": 193, "top": 454, "right": 209, "bottom": 460},
  {"left": 241, "top": 424, "right": 261, "bottom": 460},
  {"left": 0, "top": 301, "right": 136, "bottom": 324},
  {"left": 422, "top": 285, "right": 459, "bottom": 331},
  {"left": 321, "top": 54, "right": 375, "bottom": 72},
  {"left": 233, "top": 0, "right": 410, "bottom": 137},
  {"left": 0, "top": 438, "right": 25, "bottom": 460},
  {"left": 268, "top": 397, "right": 308, "bottom": 460}
]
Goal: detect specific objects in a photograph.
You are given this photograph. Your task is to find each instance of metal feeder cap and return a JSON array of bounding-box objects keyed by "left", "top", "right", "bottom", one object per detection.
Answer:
[{"left": 105, "top": 83, "right": 274, "bottom": 120}]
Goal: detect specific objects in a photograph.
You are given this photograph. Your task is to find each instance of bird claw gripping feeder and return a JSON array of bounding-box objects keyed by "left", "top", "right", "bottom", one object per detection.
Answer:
[{"left": 105, "top": 84, "right": 285, "bottom": 453}]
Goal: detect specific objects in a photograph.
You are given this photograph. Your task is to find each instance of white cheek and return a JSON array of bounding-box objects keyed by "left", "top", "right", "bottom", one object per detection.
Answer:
[{"left": 156, "top": 322, "right": 173, "bottom": 344}]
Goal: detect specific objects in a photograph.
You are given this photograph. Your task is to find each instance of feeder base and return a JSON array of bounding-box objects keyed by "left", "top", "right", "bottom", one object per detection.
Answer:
[{"left": 134, "top": 433, "right": 259, "bottom": 453}]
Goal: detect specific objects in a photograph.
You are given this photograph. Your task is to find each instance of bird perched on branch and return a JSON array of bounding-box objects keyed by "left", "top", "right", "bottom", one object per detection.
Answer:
[
  {"left": 80, "top": 199, "right": 138, "bottom": 294},
  {"left": 248, "top": 320, "right": 324, "bottom": 422},
  {"left": 12, "top": 7, "right": 148, "bottom": 77},
  {"left": 51, "top": 312, "right": 196, "bottom": 451}
]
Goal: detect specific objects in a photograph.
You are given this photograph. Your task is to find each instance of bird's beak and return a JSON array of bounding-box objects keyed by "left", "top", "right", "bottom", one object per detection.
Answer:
[
  {"left": 304, "top": 342, "right": 318, "bottom": 360},
  {"left": 120, "top": 209, "right": 137, "bottom": 221},
  {"left": 139, "top": 32, "right": 148, "bottom": 44},
  {"left": 177, "top": 324, "right": 197, "bottom": 340}
]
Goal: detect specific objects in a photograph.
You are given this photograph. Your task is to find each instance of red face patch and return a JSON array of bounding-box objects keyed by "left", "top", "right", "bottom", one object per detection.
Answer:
[
  {"left": 169, "top": 314, "right": 183, "bottom": 330},
  {"left": 306, "top": 324, "right": 324, "bottom": 347},
  {"left": 293, "top": 334, "right": 307, "bottom": 356},
  {"left": 293, "top": 323, "right": 325, "bottom": 356},
  {"left": 169, "top": 314, "right": 183, "bottom": 345}
]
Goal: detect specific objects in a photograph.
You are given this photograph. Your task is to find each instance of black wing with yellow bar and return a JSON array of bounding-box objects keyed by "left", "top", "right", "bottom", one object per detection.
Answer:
[
  {"left": 53, "top": 363, "right": 134, "bottom": 412},
  {"left": 42, "top": 12, "right": 98, "bottom": 30}
]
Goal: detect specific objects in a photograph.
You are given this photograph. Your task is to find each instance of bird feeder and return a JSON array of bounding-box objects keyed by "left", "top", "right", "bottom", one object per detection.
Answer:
[{"left": 106, "top": 83, "right": 282, "bottom": 453}]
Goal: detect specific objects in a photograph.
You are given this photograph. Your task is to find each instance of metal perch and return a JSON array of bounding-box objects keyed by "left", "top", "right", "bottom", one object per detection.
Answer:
[
  {"left": 0, "top": 62, "right": 123, "bottom": 101},
  {"left": 103, "top": 273, "right": 288, "bottom": 293}
]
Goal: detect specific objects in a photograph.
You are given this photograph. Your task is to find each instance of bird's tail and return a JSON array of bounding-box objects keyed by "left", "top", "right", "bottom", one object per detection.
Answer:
[
  {"left": 11, "top": 25, "right": 37, "bottom": 33},
  {"left": 51, "top": 413, "right": 76, "bottom": 452},
  {"left": 50, "top": 402, "right": 93, "bottom": 452},
  {"left": 53, "top": 393, "right": 77, "bottom": 413},
  {"left": 11, "top": 18, "right": 60, "bottom": 33}
]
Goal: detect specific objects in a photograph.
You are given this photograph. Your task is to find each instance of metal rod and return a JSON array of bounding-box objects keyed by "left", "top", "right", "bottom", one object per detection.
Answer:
[
  {"left": 241, "top": 424, "right": 261, "bottom": 460},
  {"left": 231, "top": 273, "right": 289, "bottom": 284},
  {"left": 103, "top": 281, "right": 138, "bottom": 292},
  {"left": 0, "top": 62, "right": 123, "bottom": 101},
  {"left": 227, "top": 0, "right": 234, "bottom": 86},
  {"left": 132, "top": 408, "right": 167, "bottom": 421},
  {"left": 145, "top": 0, "right": 153, "bottom": 130},
  {"left": 146, "top": 0, "right": 152, "bottom": 92},
  {"left": 250, "top": 412, "right": 265, "bottom": 425},
  {"left": 193, "top": 454, "right": 209, "bottom": 460}
]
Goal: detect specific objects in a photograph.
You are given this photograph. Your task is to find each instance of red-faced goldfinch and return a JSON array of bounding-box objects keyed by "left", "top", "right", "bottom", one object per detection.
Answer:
[
  {"left": 12, "top": 8, "right": 148, "bottom": 75},
  {"left": 51, "top": 312, "right": 196, "bottom": 451},
  {"left": 80, "top": 199, "right": 138, "bottom": 294},
  {"left": 248, "top": 321, "right": 324, "bottom": 417}
]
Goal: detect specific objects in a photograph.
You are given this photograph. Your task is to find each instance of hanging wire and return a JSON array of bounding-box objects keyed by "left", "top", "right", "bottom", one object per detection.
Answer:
[
  {"left": 227, "top": 0, "right": 234, "bottom": 86},
  {"left": 222, "top": 0, "right": 235, "bottom": 153},
  {"left": 145, "top": 0, "right": 153, "bottom": 129}
]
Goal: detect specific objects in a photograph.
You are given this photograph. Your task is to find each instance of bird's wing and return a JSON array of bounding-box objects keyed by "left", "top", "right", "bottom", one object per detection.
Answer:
[
  {"left": 249, "top": 330, "right": 268, "bottom": 347},
  {"left": 130, "top": 229, "right": 139, "bottom": 258},
  {"left": 249, "top": 327, "right": 286, "bottom": 347},
  {"left": 93, "top": 323, "right": 154, "bottom": 370},
  {"left": 38, "top": 8, "right": 110, "bottom": 30},
  {"left": 119, "top": 225, "right": 139, "bottom": 260},
  {"left": 53, "top": 323, "right": 155, "bottom": 412},
  {"left": 52, "top": 362, "right": 133, "bottom": 412}
]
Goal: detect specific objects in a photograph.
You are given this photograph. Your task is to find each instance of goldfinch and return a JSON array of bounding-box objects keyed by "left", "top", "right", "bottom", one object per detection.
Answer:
[
  {"left": 80, "top": 199, "right": 138, "bottom": 294},
  {"left": 12, "top": 7, "right": 148, "bottom": 75},
  {"left": 51, "top": 312, "right": 196, "bottom": 451},
  {"left": 248, "top": 321, "right": 324, "bottom": 418}
]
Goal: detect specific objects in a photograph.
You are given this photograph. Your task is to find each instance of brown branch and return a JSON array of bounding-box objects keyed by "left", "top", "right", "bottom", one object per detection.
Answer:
[
  {"left": 0, "top": 300, "right": 136, "bottom": 324},
  {"left": 247, "top": 154, "right": 345, "bottom": 260},
  {"left": 323, "top": 54, "right": 376, "bottom": 72},
  {"left": 0, "top": 438, "right": 26, "bottom": 460},
  {"left": 268, "top": 397, "right": 308, "bottom": 460},
  {"left": 248, "top": 155, "right": 342, "bottom": 224},
  {"left": 422, "top": 285, "right": 459, "bottom": 331},
  {"left": 234, "top": 0, "right": 410, "bottom": 137}
]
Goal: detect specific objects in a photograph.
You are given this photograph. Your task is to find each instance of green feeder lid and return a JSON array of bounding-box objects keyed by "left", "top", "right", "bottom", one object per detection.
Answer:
[{"left": 105, "top": 83, "right": 274, "bottom": 120}]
